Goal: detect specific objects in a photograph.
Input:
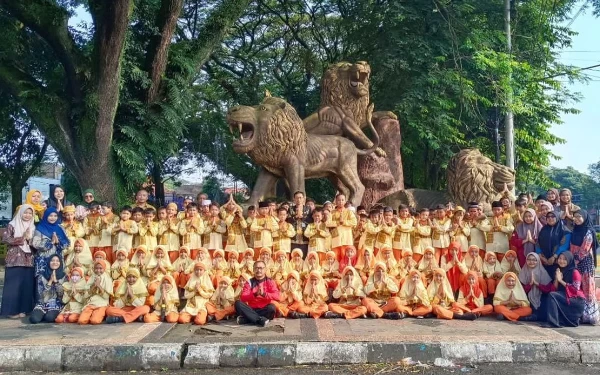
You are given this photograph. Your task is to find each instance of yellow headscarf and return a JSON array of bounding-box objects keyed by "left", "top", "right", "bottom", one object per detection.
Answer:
[
  {"left": 493, "top": 272, "right": 529, "bottom": 307},
  {"left": 336, "top": 267, "right": 365, "bottom": 297},
  {"left": 19, "top": 189, "right": 45, "bottom": 218},
  {"left": 464, "top": 245, "right": 483, "bottom": 273},
  {"left": 87, "top": 260, "right": 114, "bottom": 296},
  {"left": 426, "top": 268, "right": 455, "bottom": 304},
  {"left": 365, "top": 262, "right": 399, "bottom": 295},
  {"left": 68, "top": 238, "right": 93, "bottom": 267},
  {"left": 417, "top": 247, "right": 438, "bottom": 272},
  {"left": 154, "top": 274, "right": 180, "bottom": 305},
  {"left": 131, "top": 245, "right": 148, "bottom": 267},
  {"left": 111, "top": 248, "right": 130, "bottom": 271},
  {"left": 115, "top": 268, "right": 148, "bottom": 297},
  {"left": 303, "top": 251, "right": 322, "bottom": 274},
  {"left": 147, "top": 245, "right": 173, "bottom": 269},
  {"left": 210, "top": 276, "right": 235, "bottom": 306},
  {"left": 186, "top": 262, "right": 215, "bottom": 292},
  {"left": 303, "top": 270, "right": 328, "bottom": 300},
  {"left": 63, "top": 267, "right": 87, "bottom": 294},
  {"left": 375, "top": 247, "right": 397, "bottom": 272},
  {"left": 356, "top": 249, "right": 375, "bottom": 271},
  {"left": 399, "top": 270, "right": 430, "bottom": 306},
  {"left": 212, "top": 249, "right": 227, "bottom": 270}
]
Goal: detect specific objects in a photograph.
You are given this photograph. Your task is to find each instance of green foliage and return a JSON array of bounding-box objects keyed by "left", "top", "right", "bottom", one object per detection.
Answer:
[
  {"left": 201, "top": 174, "right": 226, "bottom": 204},
  {"left": 530, "top": 167, "right": 600, "bottom": 210},
  {"left": 589, "top": 160, "right": 600, "bottom": 183}
]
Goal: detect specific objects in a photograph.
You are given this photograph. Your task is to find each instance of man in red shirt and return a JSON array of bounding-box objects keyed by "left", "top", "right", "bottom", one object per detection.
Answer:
[{"left": 235, "top": 260, "right": 280, "bottom": 326}]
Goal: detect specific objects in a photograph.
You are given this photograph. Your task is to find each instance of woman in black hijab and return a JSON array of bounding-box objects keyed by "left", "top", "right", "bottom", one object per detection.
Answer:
[{"left": 535, "top": 212, "right": 571, "bottom": 277}]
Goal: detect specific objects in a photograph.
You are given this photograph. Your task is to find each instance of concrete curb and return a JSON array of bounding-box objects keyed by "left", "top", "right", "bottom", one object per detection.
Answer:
[{"left": 0, "top": 340, "right": 597, "bottom": 371}]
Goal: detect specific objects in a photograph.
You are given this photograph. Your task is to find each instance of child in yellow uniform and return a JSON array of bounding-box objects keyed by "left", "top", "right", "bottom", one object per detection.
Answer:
[
  {"left": 450, "top": 207, "right": 470, "bottom": 254},
  {"left": 146, "top": 245, "right": 173, "bottom": 305},
  {"left": 97, "top": 202, "right": 117, "bottom": 263},
  {"left": 297, "top": 271, "right": 329, "bottom": 319},
  {"left": 211, "top": 249, "right": 227, "bottom": 287},
  {"left": 179, "top": 262, "right": 214, "bottom": 325},
  {"left": 130, "top": 207, "right": 144, "bottom": 251},
  {"left": 250, "top": 202, "right": 279, "bottom": 258},
  {"left": 111, "top": 248, "right": 130, "bottom": 293},
  {"left": 273, "top": 271, "right": 304, "bottom": 318},
  {"left": 78, "top": 260, "right": 113, "bottom": 325},
  {"left": 397, "top": 270, "right": 432, "bottom": 317},
  {"left": 326, "top": 194, "right": 357, "bottom": 261},
  {"left": 239, "top": 248, "right": 255, "bottom": 279},
  {"left": 105, "top": 268, "right": 150, "bottom": 324},
  {"left": 204, "top": 203, "right": 227, "bottom": 258},
  {"left": 432, "top": 204, "right": 452, "bottom": 264},
  {"left": 375, "top": 207, "right": 395, "bottom": 255},
  {"left": 467, "top": 203, "right": 490, "bottom": 258},
  {"left": 178, "top": 203, "right": 205, "bottom": 260},
  {"left": 138, "top": 208, "right": 158, "bottom": 252},
  {"left": 172, "top": 246, "right": 194, "bottom": 289},
  {"left": 326, "top": 267, "right": 367, "bottom": 319},
  {"left": 55, "top": 267, "right": 87, "bottom": 323},
  {"left": 111, "top": 207, "right": 139, "bottom": 263},
  {"left": 417, "top": 247, "right": 438, "bottom": 286},
  {"left": 84, "top": 203, "right": 101, "bottom": 256},
  {"left": 144, "top": 275, "right": 180, "bottom": 323},
  {"left": 224, "top": 250, "right": 241, "bottom": 281},
  {"left": 64, "top": 238, "right": 93, "bottom": 277},
  {"left": 272, "top": 208, "right": 296, "bottom": 257},
  {"left": 224, "top": 203, "right": 248, "bottom": 256},
  {"left": 271, "top": 250, "right": 292, "bottom": 288},
  {"left": 413, "top": 208, "right": 432, "bottom": 263},
  {"left": 159, "top": 203, "right": 181, "bottom": 263},
  {"left": 129, "top": 245, "right": 149, "bottom": 285},
  {"left": 207, "top": 276, "right": 236, "bottom": 321},
  {"left": 392, "top": 205, "right": 414, "bottom": 261},
  {"left": 483, "top": 251, "right": 503, "bottom": 295},
  {"left": 361, "top": 209, "right": 381, "bottom": 258},
  {"left": 290, "top": 248, "right": 304, "bottom": 275},
  {"left": 488, "top": 201, "right": 515, "bottom": 261},
  {"left": 303, "top": 208, "right": 330, "bottom": 263},
  {"left": 362, "top": 262, "right": 405, "bottom": 319},
  {"left": 356, "top": 249, "right": 375, "bottom": 285},
  {"left": 61, "top": 205, "right": 85, "bottom": 256}
]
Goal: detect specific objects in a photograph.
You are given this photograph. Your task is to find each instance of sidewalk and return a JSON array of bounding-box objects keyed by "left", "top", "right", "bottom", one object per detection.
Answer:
[{"left": 0, "top": 313, "right": 599, "bottom": 371}]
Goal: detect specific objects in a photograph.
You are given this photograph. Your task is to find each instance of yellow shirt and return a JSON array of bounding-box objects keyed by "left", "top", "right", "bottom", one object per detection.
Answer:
[{"left": 326, "top": 208, "right": 357, "bottom": 248}]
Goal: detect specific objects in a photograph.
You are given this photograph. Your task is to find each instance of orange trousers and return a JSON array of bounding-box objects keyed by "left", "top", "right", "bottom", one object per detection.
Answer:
[
  {"left": 362, "top": 297, "right": 402, "bottom": 318},
  {"left": 106, "top": 305, "right": 150, "bottom": 323},
  {"left": 432, "top": 303, "right": 464, "bottom": 320},
  {"left": 178, "top": 311, "right": 207, "bottom": 325},
  {"left": 434, "top": 248, "right": 448, "bottom": 265},
  {"left": 172, "top": 271, "right": 190, "bottom": 289},
  {"left": 168, "top": 251, "right": 179, "bottom": 263},
  {"left": 459, "top": 275, "right": 488, "bottom": 297},
  {"left": 396, "top": 304, "right": 432, "bottom": 317},
  {"left": 297, "top": 302, "right": 329, "bottom": 319},
  {"left": 328, "top": 303, "right": 367, "bottom": 319},
  {"left": 412, "top": 254, "right": 423, "bottom": 263},
  {"left": 496, "top": 253, "right": 505, "bottom": 262},
  {"left": 55, "top": 313, "right": 80, "bottom": 323},
  {"left": 494, "top": 305, "right": 532, "bottom": 321},
  {"left": 273, "top": 300, "right": 304, "bottom": 317},
  {"left": 98, "top": 246, "right": 114, "bottom": 263},
  {"left": 486, "top": 278, "right": 500, "bottom": 295},
  {"left": 392, "top": 248, "right": 403, "bottom": 262},
  {"left": 206, "top": 303, "right": 236, "bottom": 321},
  {"left": 78, "top": 306, "right": 107, "bottom": 325},
  {"left": 144, "top": 311, "right": 179, "bottom": 323}
]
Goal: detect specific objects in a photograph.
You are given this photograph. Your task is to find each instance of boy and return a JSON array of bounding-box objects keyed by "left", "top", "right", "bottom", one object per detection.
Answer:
[
  {"left": 412, "top": 208, "right": 432, "bottom": 262},
  {"left": 62, "top": 205, "right": 85, "bottom": 256},
  {"left": 250, "top": 201, "right": 279, "bottom": 259},
  {"left": 325, "top": 194, "right": 357, "bottom": 261},
  {"left": 303, "top": 208, "right": 331, "bottom": 263},
  {"left": 159, "top": 203, "right": 180, "bottom": 263},
  {"left": 432, "top": 203, "right": 452, "bottom": 263},
  {"left": 138, "top": 208, "right": 159, "bottom": 251},
  {"left": 179, "top": 202, "right": 205, "bottom": 260},
  {"left": 272, "top": 208, "right": 296, "bottom": 257},
  {"left": 512, "top": 199, "right": 528, "bottom": 226},
  {"left": 375, "top": 207, "right": 395, "bottom": 255},
  {"left": 392, "top": 204, "right": 414, "bottom": 261},
  {"left": 361, "top": 209, "right": 381, "bottom": 257},
  {"left": 467, "top": 202, "right": 490, "bottom": 258},
  {"left": 97, "top": 202, "right": 117, "bottom": 263},
  {"left": 84, "top": 202, "right": 101, "bottom": 256},
  {"left": 111, "top": 206, "right": 139, "bottom": 260},
  {"left": 204, "top": 203, "right": 227, "bottom": 257},
  {"left": 487, "top": 201, "right": 514, "bottom": 261},
  {"left": 244, "top": 205, "right": 257, "bottom": 251},
  {"left": 130, "top": 207, "right": 144, "bottom": 250},
  {"left": 224, "top": 198, "right": 248, "bottom": 255}
]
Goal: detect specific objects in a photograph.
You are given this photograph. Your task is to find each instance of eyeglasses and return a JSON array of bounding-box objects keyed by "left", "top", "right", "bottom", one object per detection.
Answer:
[
  {"left": 84, "top": 195, "right": 93, "bottom": 198},
  {"left": 254, "top": 266, "right": 265, "bottom": 270}
]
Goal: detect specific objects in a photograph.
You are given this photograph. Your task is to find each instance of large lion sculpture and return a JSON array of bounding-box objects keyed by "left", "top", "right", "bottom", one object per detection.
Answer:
[{"left": 226, "top": 96, "right": 368, "bottom": 206}]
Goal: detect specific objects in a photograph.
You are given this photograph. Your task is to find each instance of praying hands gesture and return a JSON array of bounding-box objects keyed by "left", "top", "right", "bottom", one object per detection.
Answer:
[
  {"left": 126, "top": 284, "right": 134, "bottom": 300},
  {"left": 74, "top": 254, "right": 82, "bottom": 268},
  {"left": 525, "top": 230, "right": 534, "bottom": 244},
  {"left": 530, "top": 271, "right": 538, "bottom": 286},
  {"left": 51, "top": 232, "right": 59, "bottom": 245},
  {"left": 48, "top": 270, "right": 57, "bottom": 286},
  {"left": 555, "top": 268, "right": 563, "bottom": 283}
]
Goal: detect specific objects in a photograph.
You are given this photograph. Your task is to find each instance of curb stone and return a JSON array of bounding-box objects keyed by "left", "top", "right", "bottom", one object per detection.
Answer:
[{"left": 0, "top": 340, "right": 597, "bottom": 371}]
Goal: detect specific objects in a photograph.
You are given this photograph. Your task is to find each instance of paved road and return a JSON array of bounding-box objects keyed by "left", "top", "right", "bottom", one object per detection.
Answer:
[{"left": 4, "top": 363, "right": 599, "bottom": 375}]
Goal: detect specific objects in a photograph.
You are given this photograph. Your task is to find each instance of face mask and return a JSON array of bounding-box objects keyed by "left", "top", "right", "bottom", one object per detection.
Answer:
[{"left": 71, "top": 275, "right": 81, "bottom": 283}]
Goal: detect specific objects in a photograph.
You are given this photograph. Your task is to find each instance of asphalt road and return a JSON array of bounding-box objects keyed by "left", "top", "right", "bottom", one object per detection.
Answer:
[{"left": 3, "top": 363, "right": 599, "bottom": 375}]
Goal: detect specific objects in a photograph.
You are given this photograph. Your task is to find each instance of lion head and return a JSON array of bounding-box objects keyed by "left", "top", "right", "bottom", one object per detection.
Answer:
[
  {"left": 446, "top": 149, "right": 516, "bottom": 206},
  {"left": 320, "top": 61, "right": 371, "bottom": 126},
  {"left": 226, "top": 96, "right": 307, "bottom": 168}
]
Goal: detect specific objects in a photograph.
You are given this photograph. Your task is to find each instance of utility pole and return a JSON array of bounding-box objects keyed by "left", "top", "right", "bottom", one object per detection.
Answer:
[{"left": 504, "top": 0, "right": 515, "bottom": 170}]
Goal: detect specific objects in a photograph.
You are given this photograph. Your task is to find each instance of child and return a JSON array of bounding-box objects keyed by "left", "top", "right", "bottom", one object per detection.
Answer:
[
  {"left": 97, "top": 202, "right": 117, "bottom": 263},
  {"left": 427, "top": 268, "right": 464, "bottom": 320},
  {"left": 61, "top": 205, "right": 85, "bottom": 256},
  {"left": 290, "top": 248, "right": 304, "bottom": 274},
  {"left": 159, "top": 203, "right": 180, "bottom": 263},
  {"left": 325, "top": 194, "right": 357, "bottom": 261},
  {"left": 178, "top": 203, "right": 205, "bottom": 260},
  {"left": 500, "top": 250, "right": 521, "bottom": 275},
  {"left": 211, "top": 249, "right": 228, "bottom": 287},
  {"left": 354, "top": 214, "right": 368, "bottom": 250},
  {"left": 224, "top": 202, "right": 248, "bottom": 255},
  {"left": 303, "top": 208, "right": 330, "bottom": 263},
  {"left": 111, "top": 207, "right": 139, "bottom": 262},
  {"left": 296, "top": 271, "right": 329, "bottom": 319},
  {"left": 362, "top": 262, "right": 404, "bottom": 319},
  {"left": 130, "top": 207, "right": 144, "bottom": 250},
  {"left": 250, "top": 202, "right": 278, "bottom": 258},
  {"left": 105, "top": 268, "right": 150, "bottom": 323},
  {"left": 244, "top": 206, "right": 257, "bottom": 251},
  {"left": 272, "top": 208, "right": 296, "bottom": 257},
  {"left": 172, "top": 246, "right": 194, "bottom": 289},
  {"left": 463, "top": 245, "right": 487, "bottom": 297},
  {"left": 224, "top": 250, "right": 241, "bottom": 281},
  {"left": 87, "top": 251, "right": 109, "bottom": 277},
  {"left": 239, "top": 248, "right": 255, "bottom": 279},
  {"left": 467, "top": 203, "right": 490, "bottom": 257},
  {"left": 432, "top": 204, "right": 452, "bottom": 264},
  {"left": 130, "top": 245, "right": 149, "bottom": 285},
  {"left": 207, "top": 276, "right": 236, "bottom": 321},
  {"left": 493, "top": 272, "right": 532, "bottom": 321},
  {"left": 302, "top": 251, "right": 322, "bottom": 280},
  {"left": 273, "top": 271, "right": 304, "bottom": 317},
  {"left": 78, "top": 260, "right": 113, "bottom": 325},
  {"left": 375, "top": 207, "right": 395, "bottom": 255},
  {"left": 204, "top": 203, "right": 227, "bottom": 257},
  {"left": 258, "top": 247, "right": 274, "bottom": 275},
  {"left": 235, "top": 273, "right": 251, "bottom": 300},
  {"left": 417, "top": 247, "right": 438, "bottom": 285},
  {"left": 111, "top": 248, "right": 130, "bottom": 293},
  {"left": 64, "top": 238, "right": 93, "bottom": 277},
  {"left": 450, "top": 207, "right": 470, "bottom": 254},
  {"left": 84, "top": 203, "right": 101, "bottom": 256},
  {"left": 455, "top": 271, "right": 494, "bottom": 319},
  {"left": 488, "top": 201, "right": 515, "bottom": 261},
  {"left": 179, "top": 263, "right": 215, "bottom": 324},
  {"left": 326, "top": 267, "right": 367, "bottom": 319},
  {"left": 361, "top": 209, "right": 381, "bottom": 257},
  {"left": 321, "top": 251, "right": 339, "bottom": 296},
  {"left": 146, "top": 245, "right": 173, "bottom": 305},
  {"left": 398, "top": 248, "right": 417, "bottom": 287},
  {"left": 138, "top": 208, "right": 159, "bottom": 252},
  {"left": 441, "top": 242, "right": 467, "bottom": 293},
  {"left": 412, "top": 208, "right": 432, "bottom": 263},
  {"left": 271, "top": 250, "right": 292, "bottom": 288},
  {"left": 375, "top": 247, "right": 399, "bottom": 283},
  {"left": 392, "top": 204, "right": 414, "bottom": 261},
  {"left": 356, "top": 249, "right": 375, "bottom": 285},
  {"left": 55, "top": 267, "right": 86, "bottom": 323},
  {"left": 483, "top": 252, "right": 503, "bottom": 295},
  {"left": 144, "top": 275, "right": 180, "bottom": 323},
  {"left": 397, "top": 270, "right": 432, "bottom": 318}
]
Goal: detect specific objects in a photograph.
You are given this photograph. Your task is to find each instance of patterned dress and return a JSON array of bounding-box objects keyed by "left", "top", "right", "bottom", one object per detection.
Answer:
[{"left": 570, "top": 230, "right": 599, "bottom": 325}]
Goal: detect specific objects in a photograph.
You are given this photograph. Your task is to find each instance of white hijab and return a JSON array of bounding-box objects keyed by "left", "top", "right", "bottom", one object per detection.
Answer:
[{"left": 9, "top": 204, "right": 35, "bottom": 253}]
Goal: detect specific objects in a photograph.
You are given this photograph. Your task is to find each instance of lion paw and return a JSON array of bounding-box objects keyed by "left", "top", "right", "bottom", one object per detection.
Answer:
[{"left": 375, "top": 147, "right": 387, "bottom": 157}]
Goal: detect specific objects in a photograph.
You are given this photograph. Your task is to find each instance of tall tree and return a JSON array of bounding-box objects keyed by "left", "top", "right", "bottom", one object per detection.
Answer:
[{"left": 0, "top": 0, "right": 250, "bottom": 203}]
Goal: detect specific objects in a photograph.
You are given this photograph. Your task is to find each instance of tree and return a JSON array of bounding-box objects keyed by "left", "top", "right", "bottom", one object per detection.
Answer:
[
  {"left": 0, "top": 0, "right": 251, "bottom": 203},
  {"left": 538, "top": 167, "right": 600, "bottom": 211},
  {"left": 590, "top": 160, "right": 600, "bottom": 184},
  {"left": 0, "top": 93, "right": 49, "bottom": 213}
]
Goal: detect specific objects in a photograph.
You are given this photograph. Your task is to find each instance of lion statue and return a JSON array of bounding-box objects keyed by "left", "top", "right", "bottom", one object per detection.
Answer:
[
  {"left": 302, "top": 61, "right": 396, "bottom": 157},
  {"left": 446, "top": 148, "right": 516, "bottom": 207},
  {"left": 226, "top": 96, "right": 367, "bottom": 206}
]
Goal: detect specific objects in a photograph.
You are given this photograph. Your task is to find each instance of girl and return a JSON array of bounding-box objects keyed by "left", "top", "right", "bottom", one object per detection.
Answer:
[
  {"left": 558, "top": 188, "right": 580, "bottom": 230},
  {"left": 179, "top": 263, "right": 214, "bottom": 324},
  {"left": 207, "top": 276, "right": 236, "bottom": 321},
  {"left": 111, "top": 248, "right": 130, "bottom": 292},
  {"left": 428, "top": 268, "right": 466, "bottom": 320},
  {"left": 290, "top": 248, "right": 304, "bottom": 275},
  {"left": 56, "top": 267, "right": 87, "bottom": 323},
  {"left": 224, "top": 250, "right": 241, "bottom": 282},
  {"left": 61, "top": 205, "right": 85, "bottom": 256},
  {"left": 356, "top": 249, "right": 375, "bottom": 285},
  {"left": 297, "top": 271, "right": 329, "bottom": 319},
  {"left": 30, "top": 255, "right": 65, "bottom": 324},
  {"left": 178, "top": 204, "right": 205, "bottom": 260},
  {"left": 145, "top": 275, "right": 180, "bottom": 323},
  {"left": 570, "top": 210, "right": 600, "bottom": 325},
  {"left": 235, "top": 273, "right": 251, "bottom": 300},
  {"left": 146, "top": 245, "right": 174, "bottom": 305},
  {"left": 211, "top": 249, "right": 228, "bottom": 287},
  {"left": 105, "top": 268, "right": 150, "bottom": 323},
  {"left": 412, "top": 209, "right": 432, "bottom": 263},
  {"left": 79, "top": 260, "right": 113, "bottom": 324},
  {"left": 397, "top": 270, "right": 432, "bottom": 318},
  {"left": 271, "top": 250, "right": 292, "bottom": 288},
  {"left": 338, "top": 245, "right": 358, "bottom": 271},
  {"left": 239, "top": 248, "right": 255, "bottom": 279},
  {"left": 375, "top": 247, "right": 399, "bottom": 283},
  {"left": 96, "top": 203, "right": 117, "bottom": 264},
  {"left": 441, "top": 242, "right": 467, "bottom": 293},
  {"left": 483, "top": 252, "right": 503, "bottom": 295},
  {"left": 536, "top": 211, "right": 571, "bottom": 277},
  {"left": 327, "top": 267, "right": 367, "bottom": 319},
  {"left": 511, "top": 208, "right": 543, "bottom": 267},
  {"left": 64, "top": 238, "right": 93, "bottom": 277},
  {"left": 456, "top": 271, "right": 493, "bottom": 318},
  {"left": 544, "top": 252, "right": 586, "bottom": 328},
  {"left": 274, "top": 271, "right": 304, "bottom": 317},
  {"left": 417, "top": 247, "right": 438, "bottom": 285},
  {"left": 172, "top": 246, "right": 194, "bottom": 289},
  {"left": 518, "top": 253, "right": 554, "bottom": 322},
  {"left": 463, "top": 245, "right": 487, "bottom": 297},
  {"left": 500, "top": 250, "right": 521, "bottom": 275},
  {"left": 1, "top": 205, "right": 36, "bottom": 318},
  {"left": 31, "top": 207, "right": 69, "bottom": 278},
  {"left": 397, "top": 248, "right": 417, "bottom": 287},
  {"left": 362, "top": 262, "right": 404, "bottom": 319},
  {"left": 320, "top": 251, "right": 338, "bottom": 297},
  {"left": 130, "top": 245, "right": 149, "bottom": 285},
  {"left": 493, "top": 272, "right": 532, "bottom": 321}
]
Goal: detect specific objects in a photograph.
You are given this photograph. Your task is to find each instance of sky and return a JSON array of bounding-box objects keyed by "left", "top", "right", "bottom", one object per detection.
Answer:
[{"left": 550, "top": 6, "right": 600, "bottom": 174}]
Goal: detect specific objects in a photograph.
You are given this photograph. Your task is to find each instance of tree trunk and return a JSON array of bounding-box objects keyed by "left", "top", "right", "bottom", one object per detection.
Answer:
[
  {"left": 72, "top": 160, "right": 118, "bottom": 204},
  {"left": 11, "top": 182, "right": 23, "bottom": 214},
  {"left": 152, "top": 161, "right": 165, "bottom": 207}
]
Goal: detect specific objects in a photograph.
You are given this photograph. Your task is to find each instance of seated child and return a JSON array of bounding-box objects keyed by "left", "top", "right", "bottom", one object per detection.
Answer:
[
  {"left": 105, "top": 268, "right": 150, "bottom": 323},
  {"left": 179, "top": 262, "right": 214, "bottom": 325},
  {"left": 493, "top": 272, "right": 532, "bottom": 321},
  {"left": 296, "top": 271, "right": 330, "bottom": 319},
  {"left": 501, "top": 250, "right": 522, "bottom": 275},
  {"left": 483, "top": 252, "right": 503, "bottom": 295},
  {"left": 144, "top": 274, "right": 180, "bottom": 323},
  {"left": 362, "top": 262, "right": 404, "bottom": 319},
  {"left": 78, "top": 260, "right": 113, "bottom": 325},
  {"left": 64, "top": 238, "right": 93, "bottom": 277},
  {"left": 356, "top": 249, "right": 375, "bottom": 285},
  {"left": 146, "top": 246, "right": 174, "bottom": 305},
  {"left": 271, "top": 250, "right": 292, "bottom": 288},
  {"left": 326, "top": 267, "right": 368, "bottom": 319},
  {"left": 111, "top": 248, "right": 130, "bottom": 293},
  {"left": 417, "top": 247, "right": 438, "bottom": 285},
  {"left": 55, "top": 267, "right": 87, "bottom": 323},
  {"left": 462, "top": 245, "right": 487, "bottom": 297},
  {"left": 206, "top": 276, "right": 236, "bottom": 321},
  {"left": 455, "top": 271, "right": 494, "bottom": 319},
  {"left": 397, "top": 270, "right": 433, "bottom": 318},
  {"left": 290, "top": 248, "right": 304, "bottom": 275},
  {"left": 172, "top": 246, "right": 194, "bottom": 289},
  {"left": 273, "top": 271, "right": 304, "bottom": 317}
]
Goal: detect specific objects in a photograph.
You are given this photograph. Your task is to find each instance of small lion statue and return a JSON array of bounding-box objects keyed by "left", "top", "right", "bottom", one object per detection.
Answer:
[
  {"left": 226, "top": 96, "right": 370, "bottom": 206},
  {"left": 303, "top": 61, "right": 396, "bottom": 157},
  {"left": 446, "top": 148, "right": 516, "bottom": 207}
]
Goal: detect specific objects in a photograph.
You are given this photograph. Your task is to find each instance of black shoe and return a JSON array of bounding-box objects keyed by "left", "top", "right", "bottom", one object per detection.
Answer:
[
  {"left": 454, "top": 312, "right": 477, "bottom": 321},
  {"left": 207, "top": 315, "right": 215, "bottom": 323},
  {"left": 518, "top": 314, "right": 538, "bottom": 322},
  {"left": 105, "top": 316, "right": 124, "bottom": 324},
  {"left": 137, "top": 316, "right": 145, "bottom": 323},
  {"left": 258, "top": 317, "right": 269, "bottom": 327},
  {"left": 288, "top": 311, "right": 300, "bottom": 319},
  {"left": 297, "top": 313, "right": 309, "bottom": 319},
  {"left": 383, "top": 312, "right": 401, "bottom": 320},
  {"left": 496, "top": 314, "right": 505, "bottom": 321},
  {"left": 368, "top": 312, "right": 379, "bottom": 319},
  {"left": 236, "top": 316, "right": 249, "bottom": 325},
  {"left": 424, "top": 313, "right": 435, "bottom": 319},
  {"left": 323, "top": 311, "right": 342, "bottom": 319}
]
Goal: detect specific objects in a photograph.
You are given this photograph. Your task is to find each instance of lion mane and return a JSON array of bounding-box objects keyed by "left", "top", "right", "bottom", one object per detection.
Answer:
[
  {"left": 446, "top": 148, "right": 516, "bottom": 206},
  {"left": 320, "top": 61, "right": 371, "bottom": 127}
]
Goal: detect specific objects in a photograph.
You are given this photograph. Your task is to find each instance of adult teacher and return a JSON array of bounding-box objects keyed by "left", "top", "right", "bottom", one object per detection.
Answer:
[{"left": 234, "top": 260, "right": 279, "bottom": 327}]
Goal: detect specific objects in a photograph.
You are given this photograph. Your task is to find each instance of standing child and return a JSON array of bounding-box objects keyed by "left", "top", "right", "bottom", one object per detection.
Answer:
[
  {"left": 78, "top": 260, "right": 113, "bottom": 325},
  {"left": 303, "top": 208, "right": 330, "bottom": 263},
  {"left": 326, "top": 194, "right": 357, "bottom": 261},
  {"left": 84, "top": 203, "right": 101, "bottom": 256},
  {"left": 375, "top": 207, "right": 395, "bottom": 255},
  {"left": 412, "top": 208, "right": 432, "bottom": 263},
  {"left": 204, "top": 203, "right": 227, "bottom": 258},
  {"left": 159, "top": 203, "right": 180, "bottom": 263},
  {"left": 224, "top": 201, "right": 248, "bottom": 256},
  {"left": 130, "top": 207, "right": 144, "bottom": 251},
  {"left": 361, "top": 209, "right": 381, "bottom": 258},
  {"left": 55, "top": 267, "right": 87, "bottom": 323},
  {"left": 250, "top": 202, "right": 278, "bottom": 259},
  {"left": 97, "top": 202, "right": 117, "bottom": 263},
  {"left": 450, "top": 207, "right": 470, "bottom": 254},
  {"left": 392, "top": 205, "right": 414, "bottom": 261},
  {"left": 138, "top": 208, "right": 158, "bottom": 252},
  {"left": 178, "top": 203, "right": 204, "bottom": 261},
  {"left": 272, "top": 208, "right": 296, "bottom": 257},
  {"left": 488, "top": 201, "right": 515, "bottom": 261},
  {"left": 467, "top": 203, "right": 490, "bottom": 258},
  {"left": 105, "top": 268, "right": 150, "bottom": 324},
  {"left": 111, "top": 248, "right": 130, "bottom": 293},
  {"left": 432, "top": 204, "right": 452, "bottom": 264},
  {"left": 61, "top": 205, "right": 85, "bottom": 256},
  {"left": 111, "top": 207, "right": 139, "bottom": 262}
]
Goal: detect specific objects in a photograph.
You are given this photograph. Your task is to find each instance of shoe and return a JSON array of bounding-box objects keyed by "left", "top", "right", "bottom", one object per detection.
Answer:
[
  {"left": 455, "top": 312, "right": 477, "bottom": 321},
  {"left": 297, "top": 313, "right": 309, "bottom": 319},
  {"left": 288, "top": 311, "right": 299, "bottom": 319},
  {"left": 258, "top": 318, "right": 269, "bottom": 327},
  {"left": 424, "top": 313, "right": 435, "bottom": 319},
  {"left": 383, "top": 312, "right": 401, "bottom": 320},
  {"left": 518, "top": 314, "right": 538, "bottom": 322},
  {"left": 236, "top": 316, "right": 249, "bottom": 325},
  {"left": 207, "top": 315, "right": 215, "bottom": 323},
  {"left": 368, "top": 312, "right": 379, "bottom": 319},
  {"left": 105, "top": 316, "right": 124, "bottom": 324},
  {"left": 323, "top": 311, "right": 341, "bottom": 319},
  {"left": 416, "top": 315, "right": 424, "bottom": 319},
  {"left": 137, "top": 316, "right": 145, "bottom": 323},
  {"left": 496, "top": 314, "right": 505, "bottom": 321}
]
